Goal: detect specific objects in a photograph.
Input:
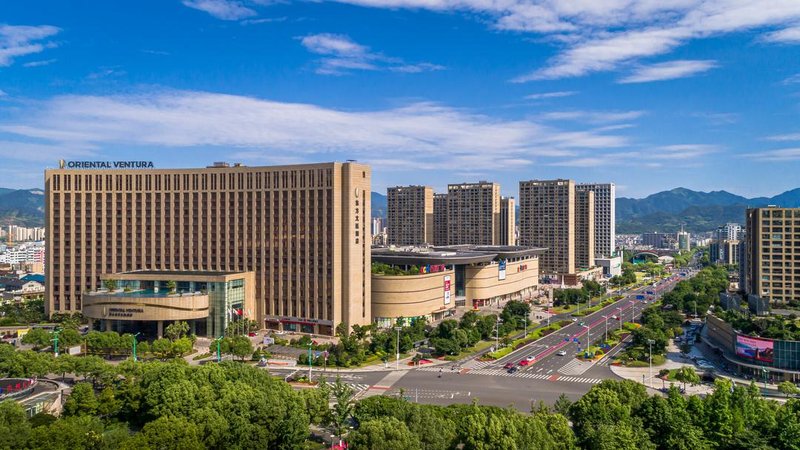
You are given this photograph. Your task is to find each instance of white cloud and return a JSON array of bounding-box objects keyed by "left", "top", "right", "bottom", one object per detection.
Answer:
[
  {"left": 23, "top": 58, "right": 56, "bottom": 68},
  {"left": 524, "top": 91, "right": 577, "bottom": 100},
  {"left": 331, "top": 1, "right": 800, "bottom": 81},
  {"left": 619, "top": 59, "right": 717, "bottom": 83},
  {"left": 761, "top": 25, "right": 800, "bottom": 43},
  {"left": 181, "top": 0, "right": 257, "bottom": 20},
  {"left": 650, "top": 144, "right": 719, "bottom": 159},
  {"left": 0, "top": 90, "right": 6, "bottom": 97},
  {"left": 537, "top": 109, "right": 645, "bottom": 124},
  {"left": 743, "top": 148, "right": 800, "bottom": 161},
  {"left": 766, "top": 133, "right": 800, "bottom": 142},
  {"left": 299, "top": 33, "right": 444, "bottom": 75},
  {"left": 0, "top": 90, "right": 632, "bottom": 169},
  {"left": 783, "top": 73, "right": 800, "bottom": 84},
  {"left": 0, "top": 24, "right": 60, "bottom": 67}
]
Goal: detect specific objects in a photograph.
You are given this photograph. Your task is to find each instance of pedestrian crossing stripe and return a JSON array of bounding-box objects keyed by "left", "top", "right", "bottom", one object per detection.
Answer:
[{"left": 441, "top": 367, "right": 602, "bottom": 384}]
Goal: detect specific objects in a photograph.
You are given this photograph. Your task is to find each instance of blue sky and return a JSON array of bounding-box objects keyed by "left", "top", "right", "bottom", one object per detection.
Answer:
[{"left": 2, "top": 0, "right": 800, "bottom": 198}]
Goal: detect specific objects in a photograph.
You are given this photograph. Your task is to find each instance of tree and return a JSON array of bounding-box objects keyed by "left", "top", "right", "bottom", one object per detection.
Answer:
[
  {"left": 224, "top": 335, "right": 253, "bottom": 361},
  {"left": 103, "top": 279, "right": 116, "bottom": 291},
  {"left": 0, "top": 399, "right": 32, "bottom": 449},
  {"left": 63, "top": 382, "right": 99, "bottom": 417},
  {"left": 328, "top": 377, "right": 356, "bottom": 439},
  {"left": 165, "top": 280, "right": 177, "bottom": 293},
  {"left": 554, "top": 393, "right": 572, "bottom": 416},
  {"left": 164, "top": 321, "right": 190, "bottom": 341},
  {"left": 349, "top": 417, "right": 422, "bottom": 450},
  {"left": 170, "top": 337, "right": 193, "bottom": 357},
  {"left": 778, "top": 381, "right": 800, "bottom": 398},
  {"left": 138, "top": 415, "right": 204, "bottom": 450},
  {"left": 674, "top": 366, "right": 700, "bottom": 392},
  {"left": 151, "top": 338, "right": 172, "bottom": 359},
  {"left": 21, "top": 327, "right": 51, "bottom": 348}
]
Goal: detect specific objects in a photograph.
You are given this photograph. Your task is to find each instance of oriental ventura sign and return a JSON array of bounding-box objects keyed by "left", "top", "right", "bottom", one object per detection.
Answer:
[{"left": 59, "top": 160, "right": 155, "bottom": 169}]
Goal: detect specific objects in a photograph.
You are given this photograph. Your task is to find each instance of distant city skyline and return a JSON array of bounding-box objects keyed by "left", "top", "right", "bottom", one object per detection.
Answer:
[{"left": 2, "top": 1, "right": 800, "bottom": 198}]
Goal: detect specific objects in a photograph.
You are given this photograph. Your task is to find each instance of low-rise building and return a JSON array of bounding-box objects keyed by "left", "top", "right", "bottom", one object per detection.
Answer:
[
  {"left": 82, "top": 270, "right": 255, "bottom": 338},
  {"left": 370, "top": 245, "right": 544, "bottom": 327}
]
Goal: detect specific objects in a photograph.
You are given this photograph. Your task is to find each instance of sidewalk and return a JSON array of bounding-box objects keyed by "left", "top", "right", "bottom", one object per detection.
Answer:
[{"left": 609, "top": 338, "right": 786, "bottom": 396}]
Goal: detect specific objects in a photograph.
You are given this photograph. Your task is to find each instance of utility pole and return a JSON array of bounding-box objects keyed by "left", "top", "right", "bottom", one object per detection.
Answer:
[{"left": 394, "top": 326, "right": 402, "bottom": 370}]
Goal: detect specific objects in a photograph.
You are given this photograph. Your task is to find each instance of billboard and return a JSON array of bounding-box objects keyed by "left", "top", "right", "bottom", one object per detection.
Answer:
[
  {"left": 443, "top": 275, "right": 451, "bottom": 305},
  {"left": 735, "top": 335, "right": 774, "bottom": 363},
  {"left": 498, "top": 259, "right": 507, "bottom": 281}
]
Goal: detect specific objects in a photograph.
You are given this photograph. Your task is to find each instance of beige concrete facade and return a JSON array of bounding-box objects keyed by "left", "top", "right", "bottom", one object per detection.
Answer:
[
  {"left": 446, "top": 182, "right": 501, "bottom": 245},
  {"left": 464, "top": 257, "right": 538, "bottom": 304},
  {"left": 745, "top": 207, "right": 800, "bottom": 304},
  {"left": 519, "top": 179, "right": 576, "bottom": 275},
  {"left": 575, "top": 190, "right": 595, "bottom": 270},
  {"left": 387, "top": 186, "right": 434, "bottom": 245},
  {"left": 500, "top": 197, "right": 515, "bottom": 246},
  {"left": 83, "top": 292, "right": 210, "bottom": 322},
  {"left": 371, "top": 270, "right": 454, "bottom": 327},
  {"left": 44, "top": 162, "right": 371, "bottom": 336}
]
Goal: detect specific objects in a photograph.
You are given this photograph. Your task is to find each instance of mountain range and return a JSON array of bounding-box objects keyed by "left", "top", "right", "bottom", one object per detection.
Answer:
[
  {"left": 371, "top": 187, "right": 800, "bottom": 233},
  {"left": 0, "top": 189, "right": 45, "bottom": 227},
  {"left": 3, "top": 187, "right": 799, "bottom": 233}
]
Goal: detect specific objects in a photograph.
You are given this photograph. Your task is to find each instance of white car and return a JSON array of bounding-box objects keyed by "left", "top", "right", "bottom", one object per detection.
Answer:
[
  {"left": 571, "top": 318, "right": 578, "bottom": 322},
  {"left": 557, "top": 350, "right": 567, "bottom": 356},
  {"left": 526, "top": 355, "right": 536, "bottom": 362}
]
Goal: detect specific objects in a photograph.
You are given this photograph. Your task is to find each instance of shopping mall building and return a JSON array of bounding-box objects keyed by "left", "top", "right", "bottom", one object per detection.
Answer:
[
  {"left": 371, "top": 245, "right": 545, "bottom": 328},
  {"left": 705, "top": 314, "right": 800, "bottom": 383}
]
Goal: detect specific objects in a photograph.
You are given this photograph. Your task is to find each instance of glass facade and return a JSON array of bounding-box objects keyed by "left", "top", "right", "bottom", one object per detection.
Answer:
[{"left": 774, "top": 340, "right": 800, "bottom": 371}]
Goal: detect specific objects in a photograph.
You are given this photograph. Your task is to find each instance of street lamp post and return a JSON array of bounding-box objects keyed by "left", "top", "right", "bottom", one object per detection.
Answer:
[
  {"left": 647, "top": 339, "right": 655, "bottom": 388},
  {"left": 583, "top": 325, "right": 590, "bottom": 358},
  {"left": 524, "top": 316, "right": 528, "bottom": 338},
  {"left": 214, "top": 336, "right": 223, "bottom": 362},
  {"left": 51, "top": 329, "right": 61, "bottom": 358},
  {"left": 132, "top": 332, "right": 141, "bottom": 362},
  {"left": 394, "top": 326, "right": 402, "bottom": 370},
  {"left": 495, "top": 318, "right": 503, "bottom": 351},
  {"left": 602, "top": 315, "right": 608, "bottom": 343},
  {"left": 617, "top": 307, "right": 623, "bottom": 332},
  {"left": 307, "top": 342, "right": 313, "bottom": 379}
]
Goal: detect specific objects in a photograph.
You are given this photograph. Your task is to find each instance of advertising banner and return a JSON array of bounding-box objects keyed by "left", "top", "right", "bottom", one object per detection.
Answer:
[
  {"left": 498, "top": 259, "right": 507, "bottom": 281},
  {"left": 444, "top": 275, "right": 451, "bottom": 305},
  {"left": 735, "top": 335, "right": 774, "bottom": 363}
]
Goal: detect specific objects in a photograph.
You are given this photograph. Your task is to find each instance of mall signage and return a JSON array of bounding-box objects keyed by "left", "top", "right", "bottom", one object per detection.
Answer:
[{"left": 60, "top": 160, "right": 155, "bottom": 169}]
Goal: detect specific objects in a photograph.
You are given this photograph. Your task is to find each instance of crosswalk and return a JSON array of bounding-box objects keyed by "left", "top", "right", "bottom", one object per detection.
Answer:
[
  {"left": 558, "top": 358, "right": 594, "bottom": 376},
  {"left": 345, "top": 383, "right": 371, "bottom": 391},
  {"left": 450, "top": 367, "right": 602, "bottom": 384}
]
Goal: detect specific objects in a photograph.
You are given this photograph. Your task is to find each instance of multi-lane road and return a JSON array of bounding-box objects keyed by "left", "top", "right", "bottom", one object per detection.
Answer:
[{"left": 272, "top": 270, "right": 695, "bottom": 409}]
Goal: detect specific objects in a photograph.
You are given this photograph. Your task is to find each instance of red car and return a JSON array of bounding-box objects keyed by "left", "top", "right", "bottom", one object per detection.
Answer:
[
  {"left": 519, "top": 360, "right": 530, "bottom": 366},
  {"left": 503, "top": 362, "right": 515, "bottom": 369},
  {"left": 248, "top": 332, "right": 257, "bottom": 337}
]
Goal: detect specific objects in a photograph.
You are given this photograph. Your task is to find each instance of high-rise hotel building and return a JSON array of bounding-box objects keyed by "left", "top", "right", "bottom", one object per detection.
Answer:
[
  {"left": 744, "top": 207, "right": 800, "bottom": 305},
  {"left": 387, "top": 186, "right": 433, "bottom": 246},
  {"left": 45, "top": 161, "right": 372, "bottom": 336}
]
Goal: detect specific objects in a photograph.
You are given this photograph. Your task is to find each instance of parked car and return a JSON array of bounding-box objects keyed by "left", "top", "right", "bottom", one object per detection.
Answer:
[{"left": 248, "top": 332, "right": 257, "bottom": 337}]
